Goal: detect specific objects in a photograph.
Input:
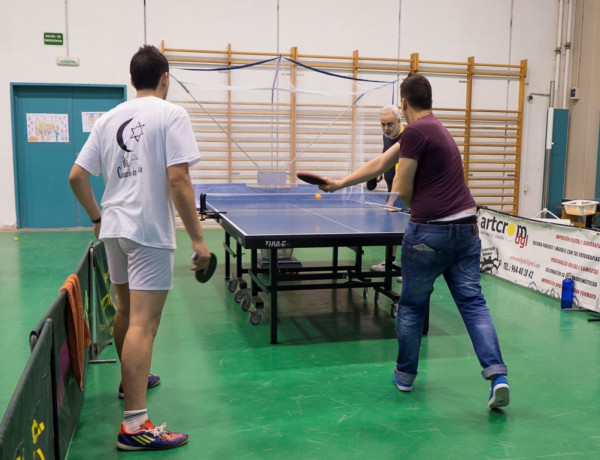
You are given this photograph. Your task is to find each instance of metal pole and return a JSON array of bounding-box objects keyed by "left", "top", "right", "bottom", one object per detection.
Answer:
[{"left": 542, "top": 106, "right": 555, "bottom": 211}]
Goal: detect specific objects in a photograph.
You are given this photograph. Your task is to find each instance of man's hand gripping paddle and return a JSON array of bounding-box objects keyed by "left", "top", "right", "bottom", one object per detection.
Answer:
[{"left": 192, "top": 252, "right": 217, "bottom": 283}]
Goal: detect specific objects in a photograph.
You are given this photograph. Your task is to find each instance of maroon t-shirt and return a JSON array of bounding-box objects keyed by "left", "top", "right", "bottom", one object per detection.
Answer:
[{"left": 399, "top": 113, "right": 476, "bottom": 223}]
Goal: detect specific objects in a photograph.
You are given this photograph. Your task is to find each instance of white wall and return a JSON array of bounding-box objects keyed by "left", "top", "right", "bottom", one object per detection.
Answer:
[
  {"left": 0, "top": 0, "right": 143, "bottom": 228},
  {"left": 0, "top": 0, "right": 559, "bottom": 228},
  {"left": 567, "top": 0, "right": 600, "bottom": 200},
  {"left": 512, "top": 0, "right": 564, "bottom": 216}
]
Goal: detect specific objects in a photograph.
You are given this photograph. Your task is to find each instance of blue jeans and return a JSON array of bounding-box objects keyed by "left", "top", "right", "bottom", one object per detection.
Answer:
[{"left": 394, "top": 221, "right": 507, "bottom": 386}]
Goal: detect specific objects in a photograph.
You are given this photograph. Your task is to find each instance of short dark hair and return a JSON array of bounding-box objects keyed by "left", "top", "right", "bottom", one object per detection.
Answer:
[
  {"left": 130, "top": 45, "right": 169, "bottom": 91},
  {"left": 400, "top": 73, "right": 432, "bottom": 110}
]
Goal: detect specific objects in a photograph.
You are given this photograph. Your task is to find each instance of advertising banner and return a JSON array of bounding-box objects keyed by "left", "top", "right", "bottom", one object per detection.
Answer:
[
  {"left": 478, "top": 208, "right": 600, "bottom": 313},
  {"left": 92, "top": 242, "right": 116, "bottom": 357},
  {"left": 0, "top": 320, "right": 54, "bottom": 460}
]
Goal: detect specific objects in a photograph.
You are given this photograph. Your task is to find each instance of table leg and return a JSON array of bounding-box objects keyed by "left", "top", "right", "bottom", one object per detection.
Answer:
[
  {"left": 332, "top": 246, "right": 338, "bottom": 275},
  {"left": 355, "top": 245, "right": 363, "bottom": 272},
  {"left": 384, "top": 244, "right": 393, "bottom": 291},
  {"left": 235, "top": 241, "right": 243, "bottom": 280},
  {"left": 224, "top": 232, "right": 231, "bottom": 279},
  {"left": 270, "top": 247, "right": 278, "bottom": 344}
]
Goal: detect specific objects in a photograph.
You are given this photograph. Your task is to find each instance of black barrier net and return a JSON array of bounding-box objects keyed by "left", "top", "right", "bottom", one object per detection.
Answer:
[
  {"left": 1, "top": 240, "right": 117, "bottom": 459},
  {"left": 0, "top": 319, "right": 55, "bottom": 460},
  {"left": 21, "top": 242, "right": 92, "bottom": 459},
  {"left": 92, "top": 241, "right": 116, "bottom": 358}
]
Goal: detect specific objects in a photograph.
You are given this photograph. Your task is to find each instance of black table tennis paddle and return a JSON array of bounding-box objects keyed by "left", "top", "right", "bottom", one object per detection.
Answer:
[
  {"left": 297, "top": 171, "right": 327, "bottom": 186},
  {"left": 193, "top": 252, "right": 218, "bottom": 283},
  {"left": 366, "top": 178, "right": 378, "bottom": 190}
]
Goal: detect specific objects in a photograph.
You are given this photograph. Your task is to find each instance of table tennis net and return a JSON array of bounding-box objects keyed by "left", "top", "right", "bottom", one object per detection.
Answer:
[{"left": 201, "top": 188, "right": 409, "bottom": 212}]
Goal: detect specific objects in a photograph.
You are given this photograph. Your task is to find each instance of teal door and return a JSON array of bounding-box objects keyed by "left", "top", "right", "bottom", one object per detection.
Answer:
[
  {"left": 547, "top": 108, "right": 569, "bottom": 211},
  {"left": 11, "top": 84, "right": 126, "bottom": 228}
]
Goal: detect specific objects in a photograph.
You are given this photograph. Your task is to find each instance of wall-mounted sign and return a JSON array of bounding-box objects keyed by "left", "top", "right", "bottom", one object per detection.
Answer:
[{"left": 44, "top": 32, "right": 64, "bottom": 46}]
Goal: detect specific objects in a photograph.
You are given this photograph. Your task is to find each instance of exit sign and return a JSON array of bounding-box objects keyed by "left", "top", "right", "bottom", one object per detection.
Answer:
[{"left": 44, "top": 33, "right": 64, "bottom": 46}]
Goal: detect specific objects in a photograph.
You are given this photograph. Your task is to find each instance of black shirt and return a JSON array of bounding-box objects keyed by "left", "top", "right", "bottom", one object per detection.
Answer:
[{"left": 382, "top": 130, "right": 403, "bottom": 192}]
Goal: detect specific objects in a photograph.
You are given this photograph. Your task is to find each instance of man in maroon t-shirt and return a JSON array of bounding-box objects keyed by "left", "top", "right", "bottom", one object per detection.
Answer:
[{"left": 319, "top": 73, "right": 510, "bottom": 410}]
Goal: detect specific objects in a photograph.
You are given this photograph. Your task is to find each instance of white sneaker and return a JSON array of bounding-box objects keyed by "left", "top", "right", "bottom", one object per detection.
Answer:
[
  {"left": 396, "top": 275, "right": 403, "bottom": 282},
  {"left": 370, "top": 260, "right": 387, "bottom": 272}
]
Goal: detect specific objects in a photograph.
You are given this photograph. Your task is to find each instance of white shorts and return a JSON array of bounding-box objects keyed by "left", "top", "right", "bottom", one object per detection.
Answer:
[{"left": 103, "top": 238, "right": 174, "bottom": 290}]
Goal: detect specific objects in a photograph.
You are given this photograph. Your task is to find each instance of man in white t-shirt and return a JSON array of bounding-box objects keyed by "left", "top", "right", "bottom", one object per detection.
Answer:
[{"left": 69, "top": 45, "right": 211, "bottom": 451}]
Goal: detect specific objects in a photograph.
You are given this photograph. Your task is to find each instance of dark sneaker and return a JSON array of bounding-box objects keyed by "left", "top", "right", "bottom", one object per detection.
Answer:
[
  {"left": 117, "top": 419, "right": 188, "bottom": 451},
  {"left": 119, "top": 373, "right": 161, "bottom": 399},
  {"left": 488, "top": 375, "right": 510, "bottom": 409},
  {"left": 392, "top": 374, "right": 413, "bottom": 392}
]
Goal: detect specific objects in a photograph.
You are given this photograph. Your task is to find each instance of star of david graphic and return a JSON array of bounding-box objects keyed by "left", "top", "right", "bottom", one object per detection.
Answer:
[{"left": 130, "top": 122, "right": 145, "bottom": 142}]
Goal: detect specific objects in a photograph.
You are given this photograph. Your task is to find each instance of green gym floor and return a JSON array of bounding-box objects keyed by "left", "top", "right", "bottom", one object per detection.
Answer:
[{"left": 2, "top": 228, "right": 600, "bottom": 459}]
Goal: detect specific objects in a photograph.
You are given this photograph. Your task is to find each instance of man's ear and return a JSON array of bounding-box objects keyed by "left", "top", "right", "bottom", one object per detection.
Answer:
[{"left": 158, "top": 72, "right": 170, "bottom": 98}]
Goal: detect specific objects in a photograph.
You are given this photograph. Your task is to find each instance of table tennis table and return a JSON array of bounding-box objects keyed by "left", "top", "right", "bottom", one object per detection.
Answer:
[{"left": 196, "top": 183, "right": 414, "bottom": 344}]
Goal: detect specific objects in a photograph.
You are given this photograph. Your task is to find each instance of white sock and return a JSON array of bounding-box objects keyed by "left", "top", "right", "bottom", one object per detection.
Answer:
[{"left": 123, "top": 409, "right": 148, "bottom": 432}]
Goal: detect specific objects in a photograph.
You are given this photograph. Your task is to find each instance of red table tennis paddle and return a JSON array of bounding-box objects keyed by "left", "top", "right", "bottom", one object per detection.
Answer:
[
  {"left": 192, "top": 252, "right": 218, "bottom": 283},
  {"left": 297, "top": 171, "right": 327, "bottom": 186}
]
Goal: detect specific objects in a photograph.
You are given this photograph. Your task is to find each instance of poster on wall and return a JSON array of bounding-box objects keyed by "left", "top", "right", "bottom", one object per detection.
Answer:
[
  {"left": 26, "top": 113, "right": 69, "bottom": 143},
  {"left": 478, "top": 208, "right": 600, "bottom": 313},
  {"left": 81, "top": 112, "right": 104, "bottom": 133}
]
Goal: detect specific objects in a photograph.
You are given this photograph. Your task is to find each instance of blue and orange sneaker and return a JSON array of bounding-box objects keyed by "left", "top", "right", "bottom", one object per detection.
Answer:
[
  {"left": 117, "top": 419, "right": 188, "bottom": 451},
  {"left": 488, "top": 375, "right": 510, "bottom": 409},
  {"left": 118, "top": 374, "right": 161, "bottom": 399}
]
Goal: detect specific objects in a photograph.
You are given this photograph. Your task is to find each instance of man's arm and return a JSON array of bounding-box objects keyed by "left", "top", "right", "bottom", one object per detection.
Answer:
[
  {"left": 386, "top": 167, "right": 402, "bottom": 207},
  {"left": 394, "top": 157, "right": 418, "bottom": 207},
  {"left": 320, "top": 142, "right": 401, "bottom": 192},
  {"left": 167, "top": 163, "right": 210, "bottom": 271},
  {"left": 390, "top": 167, "right": 400, "bottom": 195},
  {"left": 69, "top": 164, "right": 102, "bottom": 238}
]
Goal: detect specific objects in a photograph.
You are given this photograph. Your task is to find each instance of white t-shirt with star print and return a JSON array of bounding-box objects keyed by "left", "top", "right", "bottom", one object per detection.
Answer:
[{"left": 75, "top": 96, "right": 201, "bottom": 249}]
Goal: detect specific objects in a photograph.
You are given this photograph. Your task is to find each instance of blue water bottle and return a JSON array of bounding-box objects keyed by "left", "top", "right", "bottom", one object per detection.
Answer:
[{"left": 561, "top": 273, "right": 574, "bottom": 309}]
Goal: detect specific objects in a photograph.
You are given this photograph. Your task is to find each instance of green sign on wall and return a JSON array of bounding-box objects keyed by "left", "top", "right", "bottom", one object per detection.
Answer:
[{"left": 44, "top": 33, "right": 64, "bottom": 46}]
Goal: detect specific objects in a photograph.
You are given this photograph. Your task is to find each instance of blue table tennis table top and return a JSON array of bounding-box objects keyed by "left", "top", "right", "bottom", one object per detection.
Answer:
[{"left": 195, "top": 183, "right": 411, "bottom": 249}]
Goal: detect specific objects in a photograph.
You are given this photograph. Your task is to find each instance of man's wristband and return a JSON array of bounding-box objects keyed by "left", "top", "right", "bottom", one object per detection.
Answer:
[{"left": 92, "top": 216, "right": 101, "bottom": 224}]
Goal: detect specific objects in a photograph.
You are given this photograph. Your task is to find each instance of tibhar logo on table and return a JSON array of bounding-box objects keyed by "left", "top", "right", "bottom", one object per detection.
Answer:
[{"left": 265, "top": 240, "right": 290, "bottom": 248}]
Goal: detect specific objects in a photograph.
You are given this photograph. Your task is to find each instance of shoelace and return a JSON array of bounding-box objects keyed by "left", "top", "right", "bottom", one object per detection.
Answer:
[{"left": 150, "top": 423, "right": 168, "bottom": 439}]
